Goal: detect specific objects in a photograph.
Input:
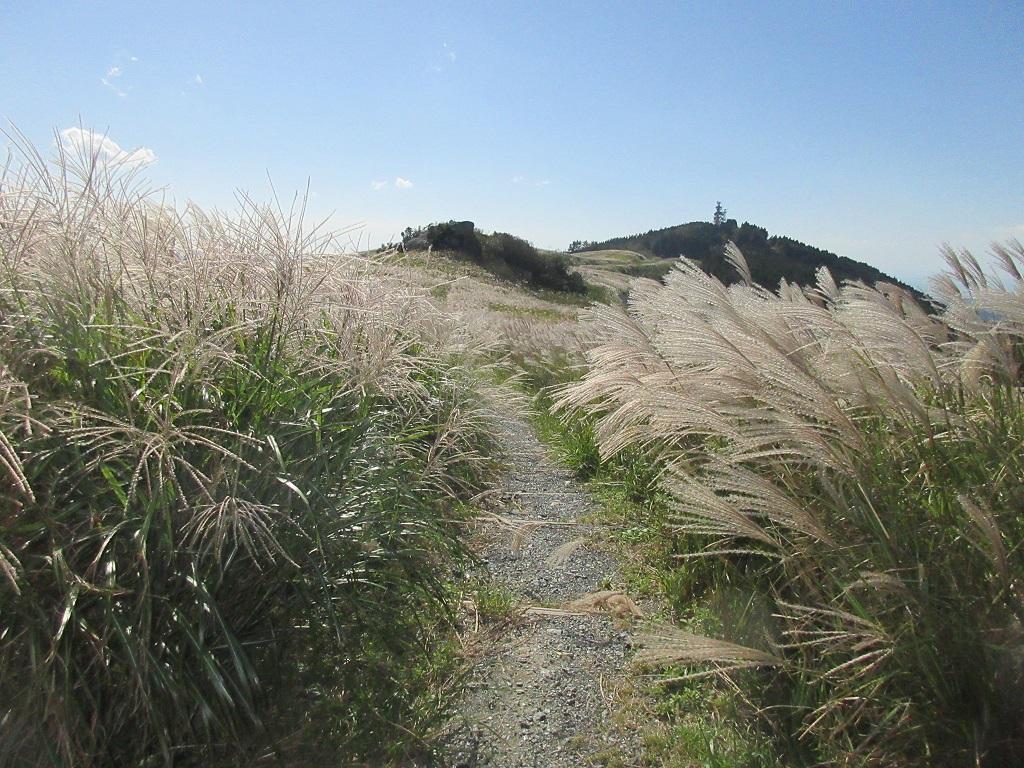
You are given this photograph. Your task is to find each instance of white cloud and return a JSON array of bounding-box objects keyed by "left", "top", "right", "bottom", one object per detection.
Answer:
[
  {"left": 60, "top": 127, "right": 157, "bottom": 167},
  {"left": 130, "top": 56, "right": 138, "bottom": 62},
  {"left": 536, "top": 179, "right": 551, "bottom": 186},
  {"left": 511, "top": 175, "right": 524, "bottom": 184},
  {"left": 370, "top": 180, "right": 388, "bottom": 191},
  {"left": 194, "top": 74, "right": 203, "bottom": 86},
  {"left": 106, "top": 66, "right": 121, "bottom": 77},
  {"left": 395, "top": 177, "right": 414, "bottom": 189}
]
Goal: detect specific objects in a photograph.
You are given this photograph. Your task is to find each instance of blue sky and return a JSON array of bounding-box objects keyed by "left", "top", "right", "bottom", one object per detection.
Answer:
[{"left": 2, "top": 1, "right": 1021, "bottom": 288}]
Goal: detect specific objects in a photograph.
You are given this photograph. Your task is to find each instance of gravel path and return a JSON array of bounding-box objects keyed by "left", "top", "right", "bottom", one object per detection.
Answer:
[{"left": 435, "top": 407, "right": 640, "bottom": 768}]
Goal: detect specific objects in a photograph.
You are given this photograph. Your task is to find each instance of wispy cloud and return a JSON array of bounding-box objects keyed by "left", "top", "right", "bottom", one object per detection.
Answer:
[
  {"left": 370, "top": 180, "right": 388, "bottom": 191},
  {"left": 395, "top": 177, "right": 414, "bottom": 189},
  {"left": 100, "top": 57, "right": 134, "bottom": 97},
  {"left": 512, "top": 174, "right": 551, "bottom": 187},
  {"left": 431, "top": 43, "right": 457, "bottom": 72},
  {"left": 60, "top": 127, "right": 157, "bottom": 167},
  {"left": 100, "top": 75, "right": 126, "bottom": 97},
  {"left": 194, "top": 74, "right": 203, "bottom": 86}
]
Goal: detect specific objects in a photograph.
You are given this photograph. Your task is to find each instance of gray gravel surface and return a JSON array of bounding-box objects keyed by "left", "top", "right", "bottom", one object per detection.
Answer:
[{"left": 432, "top": 407, "right": 641, "bottom": 768}]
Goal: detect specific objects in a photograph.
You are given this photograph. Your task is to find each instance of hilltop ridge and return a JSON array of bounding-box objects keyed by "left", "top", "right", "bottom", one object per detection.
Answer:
[{"left": 570, "top": 219, "right": 919, "bottom": 295}]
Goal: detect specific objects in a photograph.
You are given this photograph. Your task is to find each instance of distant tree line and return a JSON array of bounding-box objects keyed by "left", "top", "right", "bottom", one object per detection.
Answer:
[
  {"left": 567, "top": 240, "right": 598, "bottom": 253},
  {"left": 573, "top": 217, "right": 918, "bottom": 295},
  {"left": 404, "top": 221, "right": 586, "bottom": 294}
]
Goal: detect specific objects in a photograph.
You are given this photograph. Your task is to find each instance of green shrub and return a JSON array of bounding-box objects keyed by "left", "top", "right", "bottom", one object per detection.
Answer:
[
  {"left": 419, "top": 222, "right": 587, "bottom": 294},
  {"left": 426, "top": 220, "right": 482, "bottom": 259},
  {"left": 482, "top": 233, "right": 586, "bottom": 294}
]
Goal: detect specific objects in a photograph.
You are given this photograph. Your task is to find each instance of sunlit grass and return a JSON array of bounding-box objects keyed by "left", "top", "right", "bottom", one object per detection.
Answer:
[
  {"left": 0, "top": 131, "right": 499, "bottom": 766},
  {"left": 555, "top": 242, "right": 1024, "bottom": 766}
]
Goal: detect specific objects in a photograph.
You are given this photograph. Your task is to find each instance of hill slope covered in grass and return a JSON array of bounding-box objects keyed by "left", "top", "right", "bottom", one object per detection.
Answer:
[
  {"left": 403, "top": 221, "right": 587, "bottom": 294},
  {"left": 567, "top": 248, "right": 671, "bottom": 288},
  {"left": 573, "top": 220, "right": 918, "bottom": 293}
]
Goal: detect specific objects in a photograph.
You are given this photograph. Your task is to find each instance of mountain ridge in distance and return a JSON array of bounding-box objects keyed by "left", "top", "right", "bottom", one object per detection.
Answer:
[{"left": 569, "top": 219, "right": 921, "bottom": 297}]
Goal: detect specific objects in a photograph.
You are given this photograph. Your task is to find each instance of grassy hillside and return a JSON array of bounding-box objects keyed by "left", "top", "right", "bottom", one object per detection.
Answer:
[
  {"left": 566, "top": 248, "right": 649, "bottom": 266},
  {"left": 574, "top": 220, "right": 919, "bottom": 294}
]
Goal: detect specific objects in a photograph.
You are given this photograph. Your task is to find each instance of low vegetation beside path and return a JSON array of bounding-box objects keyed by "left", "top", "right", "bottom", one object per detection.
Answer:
[
  {"left": 4, "top": 132, "right": 1023, "bottom": 768},
  {"left": 542, "top": 243, "right": 1024, "bottom": 767},
  {"left": 0, "top": 139, "right": 500, "bottom": 766}
]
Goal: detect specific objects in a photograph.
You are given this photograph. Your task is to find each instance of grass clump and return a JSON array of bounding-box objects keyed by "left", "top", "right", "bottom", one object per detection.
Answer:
[
  {"left": 556, "top": 242, "right": 1024, "bottom": 766},
  {"left": 486, "top": 302, "right": 572, "bottom": 321},
  {"left": 639, "top": 683, "right": 777, "bottom": 768},
  {"left": 468, "top": 579, "right": 521, "bottom": 624},
  {"left": 0, "top": 134, "right": 497, "bottom": 766}
]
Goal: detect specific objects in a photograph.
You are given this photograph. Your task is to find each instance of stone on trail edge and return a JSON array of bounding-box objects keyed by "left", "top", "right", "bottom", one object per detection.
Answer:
[{"left": 435, "top": 406, "right": 641, "bottom": 768}]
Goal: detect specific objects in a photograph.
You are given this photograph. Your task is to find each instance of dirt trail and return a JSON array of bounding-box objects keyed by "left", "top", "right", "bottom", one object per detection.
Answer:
[{"left": 436, "top": 407, "right": 640, "bottom": 768}]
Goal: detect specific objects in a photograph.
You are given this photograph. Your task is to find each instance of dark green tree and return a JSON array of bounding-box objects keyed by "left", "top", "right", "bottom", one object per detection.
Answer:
[
  {"left": 425, "top": 220, "right": 481, "bottom": 258},
  {"left": 713, "top": 201, "right": 727, "bottom": 227}
]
